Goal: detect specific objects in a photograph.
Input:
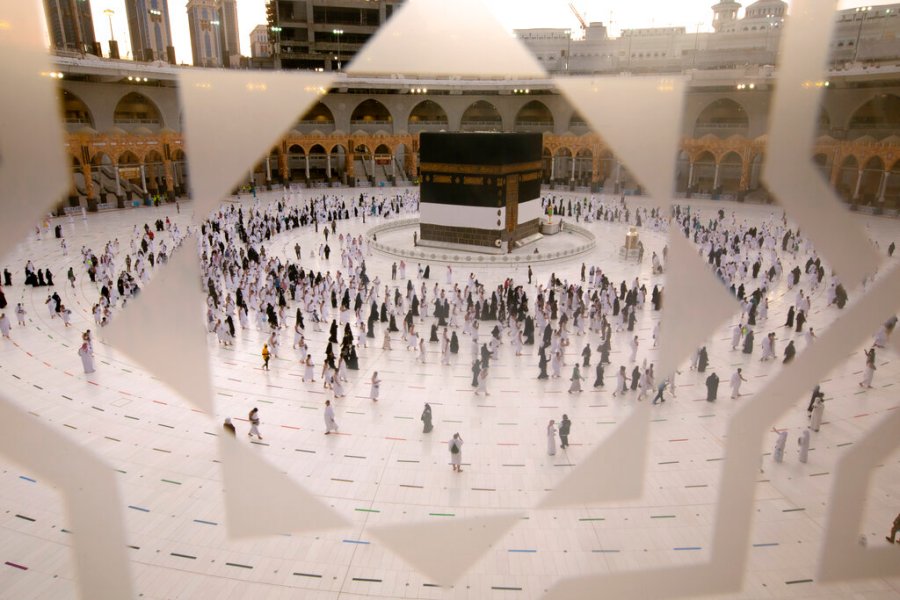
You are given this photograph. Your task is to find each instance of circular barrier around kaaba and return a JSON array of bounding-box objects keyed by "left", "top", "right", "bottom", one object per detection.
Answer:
[{"left": 365, "top": 218, "right": 597, "bottom": 265}]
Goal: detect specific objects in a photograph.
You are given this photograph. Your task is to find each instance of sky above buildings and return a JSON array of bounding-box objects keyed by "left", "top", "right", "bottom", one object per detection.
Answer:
[{"left": 68, "top": 0, "right": 900, "bottom": 65}]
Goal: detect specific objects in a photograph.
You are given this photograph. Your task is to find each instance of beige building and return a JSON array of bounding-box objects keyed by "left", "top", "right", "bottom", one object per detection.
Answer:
[
  {"left": 250, "top": 24, "right": 271, "bottom": 58},
  {"left": 516, "top": 1, "right": 900, "bottom": 75}
]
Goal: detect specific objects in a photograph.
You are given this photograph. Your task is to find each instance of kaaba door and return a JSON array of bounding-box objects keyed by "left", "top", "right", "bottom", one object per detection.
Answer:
[{"left": 506, "top": 175, "right": 519, "bottom": 234}]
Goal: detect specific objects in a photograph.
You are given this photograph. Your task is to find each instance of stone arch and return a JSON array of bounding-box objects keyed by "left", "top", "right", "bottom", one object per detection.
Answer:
[
  {"left": 884, "top": 158, "right": 900, "bottom": 207},
  {"left": 749, "top": 152, "right": 765, "bottom": 192},
  {"left": 114, "top": 151, "right": 143, "bottom": 195},
  {"left": 597, "top": 149, "right": 617, "bottom": 190},
  {"left": 542, "top": 147, "right": 552, "bottom": 182},
  {"left": 694, "top": 98, "right": 749, "bottom": 138},
  {"left": 574, "top": 148, "right": 593, "bottom": 184},
  {"left": 308, "top": 144, "right": 328, "bottom": 181},
  {"left": 69, "top": 154, "right": 84, "bottom": 197},
  {"left": 87, "top": 151, "right": 117, "bottom": 201},
  {"left": 60, "top": 89, "right": 93, "bottom": 128},
  {"left": 171, "top": 148, "right": 189, "bottom": 194},
  {"left": 143, "top": 149, "right": 165, "bottom": 195},
  {"left": 350, "top": 98, "right": 393, "bottom": 126},
  {"left": 90, "top": 150, "right": 114, "bottom": 167},
  {"left": 113, "top": 92, "right": 163, "bottom": 130},
  {"left": 460, "top": 100, "right": 502, "bottom": 132},
  {"left": 353, "top": 143, "right": 374, "bottom": 184},
  {"left": 287, "top": 144, "right": 305, "bottom": 181},
  {"left": 837, "top": 154, "right": 860, "bottom": 200},
  {"left": 299, "top": 102, "right": 335, "bottom": 133},
  {"left": 330, "top": 143, "right": 348, "bottom": 182},
  {"left": 847, "top": 94, "right": 900, "bottom": 139},
  {"left": 813, "top": 152, "right": 830, "bottom": 183},
  {"left": 373, "top": 143, "right": 393, "bottom": 182},
  {"left": 860, "top": 155, "right": 886, "bottom": 203},
  {"left": 551, "top": 147, "right": 573, "bottom": 182},
  {"left": 408, "top": 100, "right": 448, "bottom": 133},
  {"left": 514, "top": 100, "right": 554, "bottom": 132},
  {"left": 394, "top": 142, "right": 410, "bottom": 181},
  {"left": 692, "top": 151, "right": 717, "bottom": 192},
  {"left": 676, "top": 150, "right": 691, "bottom": 193},
  {"left": 718, "top": 151, "right": 743, "bottom": 193},
  {"left": 568, "top": 111, "right": 589, "bottom": 134}
]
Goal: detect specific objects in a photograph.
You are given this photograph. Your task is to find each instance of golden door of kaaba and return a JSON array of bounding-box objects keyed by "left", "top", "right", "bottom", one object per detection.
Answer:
[{"left": 506, "top": 174, "right": 519, "bottom": 235}]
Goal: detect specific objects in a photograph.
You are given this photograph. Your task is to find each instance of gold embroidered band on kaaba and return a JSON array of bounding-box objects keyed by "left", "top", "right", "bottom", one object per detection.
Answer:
[{"left": 419, "top": 161, "right": 543, "bottom": 176}]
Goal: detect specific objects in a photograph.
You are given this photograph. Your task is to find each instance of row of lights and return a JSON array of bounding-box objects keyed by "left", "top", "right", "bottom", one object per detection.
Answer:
[
  {"left": 127, "top": 76, "right": 150, "bottom": 82},
  {"left": 410, "top": 87, "right": 428, "bottom": 94},
  {"left": 802, "top": 80, "right": 831, "bottom": 89},
  {"left": 513, "top": 88, "right": 531, "bottom": 94},
  {"left": 736, "top": 83, "right": 755, "bottom": 90},
  {"left": 43, "top": 71, "right": 65, "bottom": 79}
]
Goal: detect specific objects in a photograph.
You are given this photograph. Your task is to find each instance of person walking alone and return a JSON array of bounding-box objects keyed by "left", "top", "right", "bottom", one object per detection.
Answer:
[
  {"left": 449, "top": 433, "right": 464, "bottom": 472},
  {"left": 248, "top": 407, "right": 262, "bottom": 440},
  {"left": 370, "top": 371, "right": 381, "bottom": 402},
  {"left": 324, "top": 400, "right": 339, "bottom": 434},
  {"left": 558, "top": 414, "right": 571, "bottom": 449},
  {"left": 547, "top": 420, "right": 557, "bottom": 456}
]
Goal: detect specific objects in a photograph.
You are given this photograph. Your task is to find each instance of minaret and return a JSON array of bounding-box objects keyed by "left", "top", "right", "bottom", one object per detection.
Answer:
[{"left": 712, "top": 0, "right": 741, "bottom": 32}]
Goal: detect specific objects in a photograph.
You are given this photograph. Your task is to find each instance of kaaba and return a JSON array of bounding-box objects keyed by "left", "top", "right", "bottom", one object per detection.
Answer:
[{"left": 418, "top": 132, "right": 543, "bottom": 253}]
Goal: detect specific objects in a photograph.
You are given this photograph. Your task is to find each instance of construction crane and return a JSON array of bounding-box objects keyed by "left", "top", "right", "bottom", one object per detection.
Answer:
[{"left": 568, "top": 3, "right": 588, "bottom": 32}]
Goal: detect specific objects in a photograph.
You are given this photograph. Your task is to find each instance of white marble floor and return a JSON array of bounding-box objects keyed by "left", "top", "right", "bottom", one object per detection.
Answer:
[{"left": 0, "top": 188, "right": 898, "bottom": 599}]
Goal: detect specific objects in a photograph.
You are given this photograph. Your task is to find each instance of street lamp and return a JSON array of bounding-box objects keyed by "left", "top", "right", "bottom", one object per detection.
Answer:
[
  {"left": 104, "top": 9, "right": 115, "bottom": 41},
  {"left": 270, "top": 25, "right": 282, "bottom": 67},
  {"left": 210, "top": 19, "right": 222, "bottom": 66},
  {"left": 333, "top": 29, "right": 343, "bottom": 71}
]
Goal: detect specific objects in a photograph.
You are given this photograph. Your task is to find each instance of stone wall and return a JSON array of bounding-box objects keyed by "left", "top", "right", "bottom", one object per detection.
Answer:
[
  {"left": 420, "top": 223, "right": 501, "bottom": 248},
  {"left": 508, "top": 218, "right": 540, "bottom": 244}
]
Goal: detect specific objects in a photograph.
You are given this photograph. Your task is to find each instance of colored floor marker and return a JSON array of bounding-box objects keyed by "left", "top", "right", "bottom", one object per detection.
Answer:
[
  {"left": 5, "top": 561, "right": 27, "bottom": 571},
  {"left": 18, "top": 476, "right": 36, "bottom": 483},
  {"left": 343, "top": 539, "right": 370, "bottom": 545},
  {"left": 491, "top": 586, "right": 523, "bottom": 591}
]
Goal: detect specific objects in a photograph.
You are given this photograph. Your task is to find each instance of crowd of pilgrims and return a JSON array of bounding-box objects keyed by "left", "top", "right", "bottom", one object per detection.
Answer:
[
  {"left": 16, "top": 185, "right": 893, "bottom": 409},
  {"left": 187, "top": 190, "right": 704, "bottom": 402}
]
